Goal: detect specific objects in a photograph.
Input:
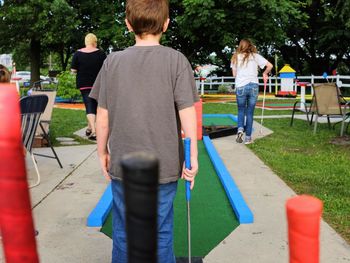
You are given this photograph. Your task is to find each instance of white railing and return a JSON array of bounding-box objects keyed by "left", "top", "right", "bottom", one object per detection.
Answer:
[{"left": 196, "top": 75, "right": 350, "bottom": 96}]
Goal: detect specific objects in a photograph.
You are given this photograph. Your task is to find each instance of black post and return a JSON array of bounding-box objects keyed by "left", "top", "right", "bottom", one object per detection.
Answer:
[{"left": 121, "top": 152, "right": 159, "bottom": 263}]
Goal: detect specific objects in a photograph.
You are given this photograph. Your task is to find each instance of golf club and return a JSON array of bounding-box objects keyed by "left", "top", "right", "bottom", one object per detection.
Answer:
[
  {"left": 260, "top": 78, "right": 268, "bottom": 135},
  {"left": 184, "top": 138, "right": 191, "bottom": 263}
]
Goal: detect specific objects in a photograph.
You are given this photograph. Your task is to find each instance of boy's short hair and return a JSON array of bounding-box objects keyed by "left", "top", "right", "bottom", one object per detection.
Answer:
[
  {"left": 126, "top": 0, "right": 169, "bottom": 36},
  {"left": 85, "top": 33, "right": 97, "bottom": 46}
]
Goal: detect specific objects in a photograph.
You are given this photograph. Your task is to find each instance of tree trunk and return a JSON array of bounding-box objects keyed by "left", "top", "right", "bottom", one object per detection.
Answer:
[
  {"left": 30, "top": 38, "right": 41, "bottom": 84},
  {"left": 59, "top": 49, "right": 65, "bottom": 71},
  {"left": 63, "top": 47, "right": 72, "bottom": 71}
]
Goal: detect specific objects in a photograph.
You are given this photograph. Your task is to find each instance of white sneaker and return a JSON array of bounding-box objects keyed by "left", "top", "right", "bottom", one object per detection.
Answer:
[
  {"left": 244, "top": 137, "right": 253, "bottom": 145},
  {"left": 236, "top": 132, "right": 244, "bottom": 143}
]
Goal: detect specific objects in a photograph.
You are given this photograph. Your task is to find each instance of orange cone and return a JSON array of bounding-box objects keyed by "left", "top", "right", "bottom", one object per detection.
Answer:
[
  {"left": 286, "top": 195, "right": 323, "bottom": 263},
  {"left": 0, "top": 88, "right": 39, "bottom": 262}
]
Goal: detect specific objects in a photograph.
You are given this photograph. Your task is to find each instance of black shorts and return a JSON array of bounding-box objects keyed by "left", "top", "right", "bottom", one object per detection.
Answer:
[{"left": 80, "top": 89, "right": 97, "bottom": 115}]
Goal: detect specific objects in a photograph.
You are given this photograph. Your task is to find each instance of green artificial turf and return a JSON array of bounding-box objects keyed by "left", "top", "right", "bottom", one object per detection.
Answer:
[
  {"left": 100, "top": 141, "right": 239, "bottom": 257},
  {"left": 203, "top": 116, "right": 236, "bottom": 126}
]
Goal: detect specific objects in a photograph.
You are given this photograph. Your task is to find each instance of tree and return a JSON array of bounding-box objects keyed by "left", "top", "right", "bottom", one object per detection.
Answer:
[
  {"left": 280, "top": 0, "right": 350, "bottom": 75},
  {"left": 165, "top": 0, "right": 303, "bottom": 74},
  {"left": 0, "top": 0, "right": 77, "bottom": 81},
  {"left": 47, "top": 0, "right": 133, "bottom": 71},
  {"left": 1, "top": 0, "right": 349, "bottom": 78},
  {"left": 0, "top": 0, "right": 131, "bottom": 80}
]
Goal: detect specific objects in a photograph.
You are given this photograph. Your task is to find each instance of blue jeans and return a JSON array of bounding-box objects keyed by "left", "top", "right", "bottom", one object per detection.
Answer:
[
  {"left": 236, "top": 82, "right": 259, "bottom": 137},
  {"left": 111, "top": 179, "right": 177, "bottom": 263}
]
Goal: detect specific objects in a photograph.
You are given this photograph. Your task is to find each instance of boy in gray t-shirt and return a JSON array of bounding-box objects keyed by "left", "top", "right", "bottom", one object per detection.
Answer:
[{"left": 89, "top": 0, "right": 198, "bottom": 262}]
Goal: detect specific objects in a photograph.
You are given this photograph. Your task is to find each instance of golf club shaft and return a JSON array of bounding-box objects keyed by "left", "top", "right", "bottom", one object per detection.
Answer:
[
  {"left": 187, "top": 202, "right": 191, "bottom": 263},
  {"left": 184, "top": 138, "right": 191, "bottom": 263},
  {"left": 260, "top": 80, "right": 267, "bottom": 132}
]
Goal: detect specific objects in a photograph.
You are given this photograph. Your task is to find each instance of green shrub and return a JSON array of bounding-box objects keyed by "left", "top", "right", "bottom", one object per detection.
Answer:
[
  {"left": 57, "top": 71, "right": 81, "bottom": 101},
  {"left": 218, "top": 84, "right": 232, "bottom": 94},
  {"left": 20, "top": 87, "right": 30, "bottom": 97}
]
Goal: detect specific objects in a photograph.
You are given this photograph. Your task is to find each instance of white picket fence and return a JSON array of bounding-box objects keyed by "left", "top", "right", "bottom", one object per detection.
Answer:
[{"left": 196, "top": 75, "right": 350, "bottom": 96}]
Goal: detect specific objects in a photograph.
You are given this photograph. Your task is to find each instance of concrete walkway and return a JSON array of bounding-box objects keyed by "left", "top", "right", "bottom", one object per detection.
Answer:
[
  {"left": 204, "top": 122, "right": 350, "bottom": 263},
  {"left": 1, "top": 122, "right": 349, "bottom": 262}
]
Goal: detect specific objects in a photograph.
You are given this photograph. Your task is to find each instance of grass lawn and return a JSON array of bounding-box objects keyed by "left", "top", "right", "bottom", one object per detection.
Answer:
[
  {"left": 204, "top": 102, "right": 350, "bottom": 243},
  {"left": 49, "top": 108, "right": 92, "bottom": 146},
  {"left": 249, "top": 118, "right": 350, "bottom": 243}
]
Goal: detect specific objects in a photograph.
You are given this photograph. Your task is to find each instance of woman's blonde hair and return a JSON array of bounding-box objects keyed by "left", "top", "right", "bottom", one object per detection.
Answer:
[
  {"left": 85, "top": 33, "right": 97, "bottom": 46},
  {"left": 231, "top": 39, "right": 257, "bottom": 66},
  {"left": 0, "top": 64, "right": 11, "bottom": 83}
]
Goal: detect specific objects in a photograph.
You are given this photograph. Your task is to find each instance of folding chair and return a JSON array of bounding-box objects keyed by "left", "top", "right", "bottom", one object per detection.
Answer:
[
  {"left": 20, "top": 95, "right": 48, "bottom": 188},
  {"left": 20, "top": 95, "right": 62, "bottom": 188},
  {"left": 31, "top": 80, "right": 62, "bottom": 168},
  {"left": 309, "top": 83, "right": 350, "bottom": 135}
]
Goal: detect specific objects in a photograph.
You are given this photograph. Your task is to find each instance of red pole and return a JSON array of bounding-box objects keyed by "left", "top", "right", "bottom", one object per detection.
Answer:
[
  {"left": 286, "top": 195, "right": 323, "bottom": 263},
  {"left": 0, "top": 87, "right": 39, "bottom": 262}
]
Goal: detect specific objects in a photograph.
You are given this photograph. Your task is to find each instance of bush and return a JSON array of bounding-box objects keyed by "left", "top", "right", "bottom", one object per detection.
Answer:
[
  {"left": 57, "top": 71, "right": 81, "bottom": 101},
  {"left": 218, "top": 84, "right": 233, "bottom": 94}
]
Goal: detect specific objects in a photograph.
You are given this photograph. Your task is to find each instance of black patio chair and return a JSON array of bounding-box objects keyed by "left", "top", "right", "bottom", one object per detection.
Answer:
[
  {"left": 20, "top": 95, "right": 62, "bottom": 188},
  {"left": 290, "top": 99, "right": 311, "bottom": 126},
  {"left": 333, "top": 91, "right": 350, "bottom": 134}
]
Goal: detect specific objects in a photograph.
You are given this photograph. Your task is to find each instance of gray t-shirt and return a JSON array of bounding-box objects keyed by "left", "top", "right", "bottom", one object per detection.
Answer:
[{"left": 90, "top": 45, "right": 199, "bottom": 184}]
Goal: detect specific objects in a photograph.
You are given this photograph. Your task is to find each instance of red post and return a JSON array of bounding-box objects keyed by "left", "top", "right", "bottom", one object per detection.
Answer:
[
  {"left": 194, "top": 99, "right": 202, "bottom": 140},
  {"left": 0, "top": 87, "right": 39, "bottom": 262},
  {"left": 286, "top": 195, "right": 323, "bottom": 263},
  {"left": 181, "top": 99, "right": 202, "bottom": 140}
]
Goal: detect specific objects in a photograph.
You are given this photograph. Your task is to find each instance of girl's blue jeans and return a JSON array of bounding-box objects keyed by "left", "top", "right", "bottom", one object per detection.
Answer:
[
  {"left": 111, "top": 179, "right": 177, "bottom": 263},
  {"left": 236, "top": 82, "right": 259, "bottom": 137}
]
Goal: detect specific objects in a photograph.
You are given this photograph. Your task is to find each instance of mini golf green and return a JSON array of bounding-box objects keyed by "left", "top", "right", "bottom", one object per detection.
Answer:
[
  {"left": 203, "top": 116, "right": 236, "bottom": 126},
  {"left": 100, "top": 141, "right": 239, "bottom": 257}
]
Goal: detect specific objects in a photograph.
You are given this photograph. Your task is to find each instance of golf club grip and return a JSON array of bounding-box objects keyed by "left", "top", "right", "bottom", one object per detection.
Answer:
[
  {"left": 184, "top": 138, "right": 191, "bottom": 201},
  {"left": 121, "top": 152, "right": 159, "bottom": 263}
]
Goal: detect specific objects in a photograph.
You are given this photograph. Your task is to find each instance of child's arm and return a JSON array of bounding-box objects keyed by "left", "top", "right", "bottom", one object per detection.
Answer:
[
  {"left": 232, "top": 68, "right": 237, "bottom": 78},
  {"left": 179, "top": 106, "right": 198, "bottom": 189},
  {"left": 96, "top": 106, "right": 111, "bottom": 181}
]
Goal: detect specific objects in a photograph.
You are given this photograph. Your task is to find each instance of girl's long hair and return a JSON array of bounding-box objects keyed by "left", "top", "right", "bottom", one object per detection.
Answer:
[{"left": 231, "top": 39, "right": 257, "bottom": 67}]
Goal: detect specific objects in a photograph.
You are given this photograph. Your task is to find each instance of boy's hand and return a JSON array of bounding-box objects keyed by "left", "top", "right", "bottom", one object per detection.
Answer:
[
  {"left": 99, "top": 152, "right": 111, "bottom": 181},
  {"left": 181, "top": 157, "right": 198, "bottom": 190}
]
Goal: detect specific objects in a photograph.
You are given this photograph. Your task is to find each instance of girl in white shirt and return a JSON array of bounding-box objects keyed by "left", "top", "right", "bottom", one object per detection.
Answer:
[{"left": 231, "top": 39, "right": 273, "bottom": 144}]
